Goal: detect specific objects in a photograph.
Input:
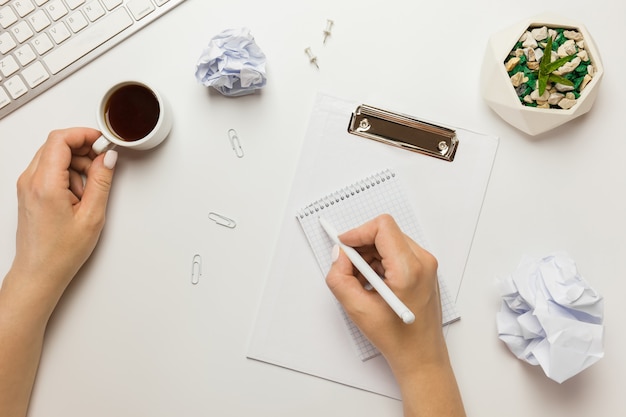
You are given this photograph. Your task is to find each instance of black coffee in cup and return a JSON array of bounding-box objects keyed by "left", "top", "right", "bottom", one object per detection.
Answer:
[{"left": 104, "top": 84, "right": 160, "bottom": 142}]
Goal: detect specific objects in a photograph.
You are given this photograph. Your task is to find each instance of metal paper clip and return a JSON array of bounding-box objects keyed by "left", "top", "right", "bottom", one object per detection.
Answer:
[
  {"left": 191, "top": 254, "right": 202, "bottom": 285},
  {"left": 208, "top": 212, "right": 237, "bottom": 228},
  {"left": 228, "top": 129, "right": 244, "bottom": 158}
]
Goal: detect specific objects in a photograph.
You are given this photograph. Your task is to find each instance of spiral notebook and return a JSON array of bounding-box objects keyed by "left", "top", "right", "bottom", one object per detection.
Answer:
[{"left": 296, "top": 169, "right": 459, "bottom": 361}]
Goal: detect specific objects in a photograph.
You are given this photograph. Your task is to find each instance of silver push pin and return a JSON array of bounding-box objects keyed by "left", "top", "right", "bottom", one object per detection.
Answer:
[
  {"left": 304, "top": 47, "right": 319, "bottom": 69},
  {"left": 323, "top": 19, "right": 334, "bottom": 43}
]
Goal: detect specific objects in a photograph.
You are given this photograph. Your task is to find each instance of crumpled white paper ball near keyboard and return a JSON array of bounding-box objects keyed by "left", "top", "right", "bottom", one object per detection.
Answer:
[{"left": 195, "top": 27, "right": 267, "bottom": 97}]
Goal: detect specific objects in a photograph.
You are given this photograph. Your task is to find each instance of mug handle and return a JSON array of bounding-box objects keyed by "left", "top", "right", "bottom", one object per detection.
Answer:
[{"left": 92, "top": 135, "right": 117, "bottom": 154}]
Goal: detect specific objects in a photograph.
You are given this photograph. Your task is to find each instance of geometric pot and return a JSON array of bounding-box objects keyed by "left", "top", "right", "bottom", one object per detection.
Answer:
[{"left": 480, "top": 13, "right": 604, "bottom": 136}]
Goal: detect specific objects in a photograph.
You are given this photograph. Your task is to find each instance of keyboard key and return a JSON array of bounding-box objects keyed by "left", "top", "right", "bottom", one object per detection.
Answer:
[
  {"left": 101, "top": 0, "right": 122, "bottom": 10},
  {"left": 0, "top": 6, "right": 18, "bottom": 28},
  {"left": 0, "top": 86, "right": 10, "bottom": 109},
  {"left": 66, "top": 0, "right": 86, "bottom": 9},
  {"left": 14, "top": 0, "right": 36, "bottom": 17},
  {"left": 12, "top": 20, "right": 34, "bottom": 43},
  {"left": 32, "top": 32, "right": 54, "bottom": 54},
  {"left": 83, "top": 0, "right": 105, "bottom": 21},
  {"left": 44, "top": 7, "right": 133, "bottom": 74},
  {"left": 67, "top": 10, "right": 88, "bottom": 32},
  {"left": 34, "top": 0, "right": 49, "bottom": 5},
  {"left": 0, "top": 31, "right": 16, "bottom": 54},
  {"left": 50, "top": 21, "right": 71, "bottom": 43},
  {"left": 29, "top": 9, "right": 51, "bottom": 31},
  {"left": 154, "top": 0, "right": 171, "bottom": 5},
  {"left": 45, "top": 0, "right": 68, "bottom": 20},
  {"left": 127, "top": 0, "right": 154, "bottom": 20},
  {"left": 15, "top": 44, "right": 37, "bottom": 66},
  {"left": 22, "top": 61, "right": 49, "bottom": 87},
  {"left": 0, "top": 55, "right": 19, "bottom": 77},
  {"left": 5, "top": 75, "right": 27, "bottom": 99}
]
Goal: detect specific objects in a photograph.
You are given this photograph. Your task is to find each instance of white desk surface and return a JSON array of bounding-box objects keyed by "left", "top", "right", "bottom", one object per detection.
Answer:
[{"left": 1, "top": 1, "right": 624, "bottom": 416}]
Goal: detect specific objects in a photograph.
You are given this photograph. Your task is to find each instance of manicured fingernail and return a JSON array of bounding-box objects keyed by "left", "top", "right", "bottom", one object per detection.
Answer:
[
  {"left": 331, "top": 244, "right": 340, "bottom": 262},
  {"left": 104, "top": 150, "right": 118, "bottom": 169}
]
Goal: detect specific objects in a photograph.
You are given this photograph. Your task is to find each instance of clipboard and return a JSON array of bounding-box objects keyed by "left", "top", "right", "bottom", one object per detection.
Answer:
[{"left": 247, "top": 93, "right": 499, "bottom": 399}]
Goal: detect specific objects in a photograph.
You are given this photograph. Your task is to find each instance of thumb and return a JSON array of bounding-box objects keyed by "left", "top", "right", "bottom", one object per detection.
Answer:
[{"left": 80, "top": 150, "right": 117, "bottom": 217}]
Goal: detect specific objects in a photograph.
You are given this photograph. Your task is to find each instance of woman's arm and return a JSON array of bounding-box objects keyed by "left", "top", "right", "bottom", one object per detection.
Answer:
[{"left": 0, "top": 128, "right": 117, "bottom": 417}]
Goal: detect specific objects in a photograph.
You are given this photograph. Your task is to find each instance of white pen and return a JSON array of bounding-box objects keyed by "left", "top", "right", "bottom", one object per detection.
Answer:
[{"left": 319, "top": 217, "right": 415, "bottom": 324}]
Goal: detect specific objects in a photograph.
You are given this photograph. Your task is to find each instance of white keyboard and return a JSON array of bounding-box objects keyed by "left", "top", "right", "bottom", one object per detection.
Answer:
[{"left": 0, "top": 0, "right": 186, "bottom": 119}]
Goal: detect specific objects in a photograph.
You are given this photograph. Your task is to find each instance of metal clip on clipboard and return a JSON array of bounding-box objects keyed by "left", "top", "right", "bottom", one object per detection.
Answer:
[{"left": 348, "top": 104, "right": 459, "bottom": 162}]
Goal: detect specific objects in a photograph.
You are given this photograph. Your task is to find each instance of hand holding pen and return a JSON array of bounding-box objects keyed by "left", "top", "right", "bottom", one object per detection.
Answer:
[
  {"left": 320, "top": 216, "right": 415, "bottom": 324},
  {"left": 323, "top": 213, "right": 445, "bottom": 360},
  {"left": 326, "top": 215, "right": 463, "bottom": 415},
  {"left": 324, "top": 214, "right": 465, "bottom": 417}
]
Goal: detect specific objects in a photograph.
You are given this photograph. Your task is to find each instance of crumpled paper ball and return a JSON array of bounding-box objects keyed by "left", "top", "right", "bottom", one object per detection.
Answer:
[
  {"left": 496, "top": 252, "right": 604, "bottom": 383},
  {"left": 195, "top": 27, "right": 267, "bottom": 97}
]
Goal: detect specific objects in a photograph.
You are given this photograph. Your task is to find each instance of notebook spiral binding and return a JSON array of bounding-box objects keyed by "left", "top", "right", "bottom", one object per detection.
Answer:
[{"left": 297, "top": 169, "right": 395, "bottom": 219}]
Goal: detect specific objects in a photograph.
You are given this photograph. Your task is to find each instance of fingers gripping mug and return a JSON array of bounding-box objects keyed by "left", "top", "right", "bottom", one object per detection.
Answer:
[{"left": 92, "top": 81, "right": 172, "bottom": 154}]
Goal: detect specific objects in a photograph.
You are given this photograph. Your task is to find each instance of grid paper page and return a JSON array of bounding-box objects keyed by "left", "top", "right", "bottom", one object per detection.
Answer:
[{"left": 296, "top": 169, "right": 460, "bottom": 361}]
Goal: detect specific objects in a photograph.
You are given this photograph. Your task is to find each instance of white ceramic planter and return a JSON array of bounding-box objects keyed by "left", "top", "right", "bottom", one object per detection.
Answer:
[{"left": 480, "top": 13, "right": 604, "bottom": 136}]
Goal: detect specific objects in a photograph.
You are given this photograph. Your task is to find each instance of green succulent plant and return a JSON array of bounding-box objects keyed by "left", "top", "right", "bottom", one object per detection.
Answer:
[{"left": 537, "top": 35, "right": 576, "bottom": 95}]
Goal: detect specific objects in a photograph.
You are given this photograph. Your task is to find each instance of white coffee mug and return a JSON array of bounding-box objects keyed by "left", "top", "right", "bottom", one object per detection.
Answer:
[{"left": 92, "top": 81, "right": 172, "bottom": 154}]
